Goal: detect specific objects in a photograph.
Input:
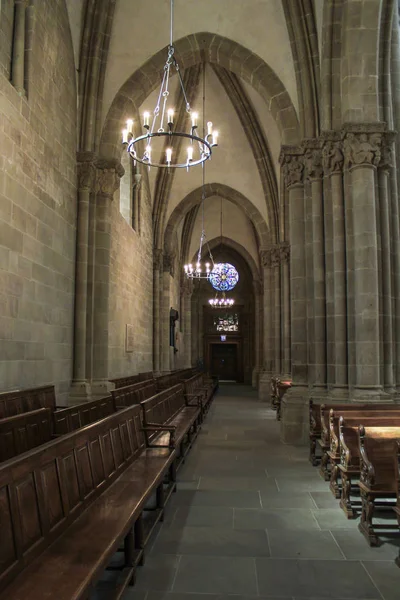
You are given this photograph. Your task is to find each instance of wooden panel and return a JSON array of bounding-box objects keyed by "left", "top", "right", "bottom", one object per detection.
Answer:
[
  {"left": 76, "top": 445, "right": 94, "bottom": 499},
  {"left": 0, "top": 486, "right": 17, "bottom": 573},
  {"left": 15, "top": 475, "right": 42, "bottom": 553},
  {"left": 61, "top": 452, "right": 80, "bottom": 513},
  {"left": 110, "top": 426, "right": 124, "bottom": 468},
  {"left": 89, "top": 439, "right": 105, "bottom": 487},
  {"left": 39, "top": 463, "right": 65, "bottom": 531},
  {"left": 101, "top": 432, "right": 115, "bottom": 477}
]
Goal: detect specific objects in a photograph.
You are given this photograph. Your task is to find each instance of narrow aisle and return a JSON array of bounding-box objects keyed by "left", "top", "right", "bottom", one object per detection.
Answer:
[{"left": 125, "top": 385, "right": 400, "bottom": 600}]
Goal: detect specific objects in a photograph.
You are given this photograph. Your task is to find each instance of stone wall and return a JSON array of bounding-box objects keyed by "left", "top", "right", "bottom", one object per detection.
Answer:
[
  {"left": 108, "top": 176, "right": 153, "bottom": 377},
  {"left": 0, "top": 0, "right": 77, "bottom": 404}
]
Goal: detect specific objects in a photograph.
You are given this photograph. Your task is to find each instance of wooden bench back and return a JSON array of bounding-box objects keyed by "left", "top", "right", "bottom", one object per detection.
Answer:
[
  {"left": 0, "top": 408, "right": 53, "bottom": 462},
  {"left": 339, "top": 416, "right": 400, "bottom": 468},
  {"left": 320, "top": 403, "right": 399, "bottom": 444},
  {"left": 309, "top": 400, "right": 322, "bottom": 435},
  {"left": 52, "top": 396, "right": 116, "bottom": 435},
  {"left": 0, "top": 402, "right": 146, "bottom": 591},
  {"left": 141, "top": 384, "right": 186, "bottom": 428},
  {"left": 183, "top": 373, "right": 204, "bottom": 397},
  {"left": 359, "top": 425, "right": 400, "bottom": 488},
  {"left": 138, "top": 371, "right": 154, "bottom": 382},
  {"left": 109, "top": 374, "right": 141, "bottom": 389},
  {"left": 111, "top": 379, "right": 157, "bottom": 409},
  {"left": 0, "top": 385, "right": 56, "bottom": 419},
  {"left": 330, "top": 409, "right": 400, "bottom": 453}
]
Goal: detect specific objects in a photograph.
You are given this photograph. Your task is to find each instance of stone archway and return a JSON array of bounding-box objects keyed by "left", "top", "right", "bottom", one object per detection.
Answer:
[{"left": 99, "top": 32, "right": 300, "bottom": 160}]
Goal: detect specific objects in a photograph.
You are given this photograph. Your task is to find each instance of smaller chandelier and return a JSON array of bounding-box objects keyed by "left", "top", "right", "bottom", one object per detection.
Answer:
[
  {"left": 184, "top": 231, "right": 214, "bottom": 280},
  {"left": 209, "top": 293, "right": 235, "bottom": 308},
  {"left": 121, "top": 0, "right": 218, "bottom": 170}
]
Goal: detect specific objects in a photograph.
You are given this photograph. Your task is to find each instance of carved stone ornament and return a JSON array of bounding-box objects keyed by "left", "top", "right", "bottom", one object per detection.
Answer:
[
  {"left": 261, "top": 245, "right": 282, "bottom": 268},
  {"left": 163, "top": 252, "right": 176, "bottom": 276},
  {"left": 95, "top": 168, "right": 121, "bottom": 197},
  {"left": 379, "top": 141, "right": 394, "bottom": 172},
  {"left": 153, "top": 249, "right": 163, "bottom": 271},
  {"left": 304, "top": 148, "right": 323, "bottom": 181},
  {"left": 77, "top": 161, "right": 96, "bottom": 191},
  {"left": 280, "top": 243, "right": 290, "bottom": 263},
  {"left": 281, "top": 154, "right": 304, "bottom": 188},
  {"left": 322, "top": 141, "right": 343, "bottom": 175},
  {"left": 343, "top": 131, "right": 383, "bottom": 170}
]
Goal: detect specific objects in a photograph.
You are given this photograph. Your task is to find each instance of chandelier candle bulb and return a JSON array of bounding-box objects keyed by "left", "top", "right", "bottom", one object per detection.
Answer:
[
  {"left": 187, "top": 146, "right": 194, "bottom": 161},
  {"left": 126, "top": 119, "right": 134, "bottom": 134},
  {"left": 207, "top": 121, "right": 213, "bottom": 136},
  {"left": 167, "top": 109, "right": 174, "bottom": 125},
  {"left": 166, "top": 148, "right": 172, "bottom": 164},
  {"left": 122, "top": 129, "right": 129, "bottom": 144},
  {"left": 191, "top": 112, "right": 198, "bottom": 128},
  {"left": 212, "top": 130, "right": 219, "bottom": 145},
  {"left": 143, "top": 112, "right": 150, "bottom": 129}
]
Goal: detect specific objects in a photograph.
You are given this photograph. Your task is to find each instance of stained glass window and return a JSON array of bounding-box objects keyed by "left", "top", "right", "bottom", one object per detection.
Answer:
[
  {"left": 214, "top": 313, "right": 239, "bottom": 332},
  {"left": 209, "top": 263, "right": 239, "bottom": 292}
]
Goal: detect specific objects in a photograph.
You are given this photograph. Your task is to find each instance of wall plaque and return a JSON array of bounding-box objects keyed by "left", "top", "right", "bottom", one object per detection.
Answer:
[{"left": 125, "top": 324, "right": 134, "bottom": 352}]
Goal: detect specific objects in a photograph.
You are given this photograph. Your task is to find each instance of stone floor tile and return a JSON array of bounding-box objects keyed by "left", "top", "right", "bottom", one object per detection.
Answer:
[
  {"left": 362, "top": 560, "right": 400, "bottom": 600},
  {"left": 198, "top": 476, "right": 275, "bottom": 491},
  {"left": 173, "top": 555, "right": 258, "bottom": 595},
  {"left": 169, "top": 489, "right": 262, "bottom": 508},
  {"left": 267, "top": 528, "right": 345, "bottom": 559},
  {"left": 151, "top": 525, "right": 270, "bottom": 557},
  {"left": 170, "top": 505, "right": 234, "bottom": 528},
  {"left": 256, "top": 558, "right": 381, "bottom": 598},
  {"left": 332, "top": 530, "right": 400, "bottom": 561},
  {"left": 310, "top": 492, "right": 344, "bottom": 509},
  {"left": 312, "top": 508, "right": 361, "bottom": 530},
  {"left": 275, "top": 477, "right": 331, "bottom": 493},
  {"left": 134, "top": 554, "right": 180, "bottom": 592},
  {"left": 259, "top": 490, "right": 319, "bottom": 509},
  {"left": 234, "top": 507, "right": 321, "bottom": 530}
]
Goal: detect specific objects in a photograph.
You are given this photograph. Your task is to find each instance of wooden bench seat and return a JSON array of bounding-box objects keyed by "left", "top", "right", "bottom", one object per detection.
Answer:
[
  {"left": 0, "top": 402, "right": 178, "bottom": 599},
  {"left": 327, "top": 409, "right": 400, "bottom": 499},
  {"left": 318, "top": 403, "right": 399, "bottom": 481},
  {"left": 357, "top": 425, "right": 400, "bottom": 546},
  {"left": 0, "top": 408, "right": 53, "bottom": 462},
  {"left": 0, "top": 385, "right": 56, "bottom": 418}
]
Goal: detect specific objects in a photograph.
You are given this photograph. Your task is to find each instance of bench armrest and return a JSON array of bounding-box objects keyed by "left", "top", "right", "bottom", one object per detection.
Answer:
[
  {"left": 359, "top": 426, "right": 375, "bottom": 486},
  {"left": 141, "top": 423, "right": 176, "bottom": 449}
]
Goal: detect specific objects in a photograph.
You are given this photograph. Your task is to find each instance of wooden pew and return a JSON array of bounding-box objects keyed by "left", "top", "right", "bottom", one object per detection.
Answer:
[
  {"left": 339, "top": 416, "right": 400, "bottom": 518},
  {"left": 327, "top": 409, "right": 400, "bottom": 499},
  {"left": 0, "top": 385, "right": 56, "bottom": 418},
  {"left": 275, "top": 379, "right": 292, "bottom": 421},
  {"left": 183, "top": 372, "right": 217, "bottom": 418},
  {"left": 52, "top": 395, "right": 116, "bottom": 435},
  {"left": 140, "top": 384, "right": 202, "bottom": 468},
  {"left": 309, "top": 400, "right": 322, "bottom": 465},
  {"left": 357, "top": 424, "right": 400, "bottom": 546},
  {"left": 111, "top": 379, "right": 157, "bottom": 409},
  {"left": 393, "top": 442, "right": 400, "bottom": 568},
  {"left": 0, "top": 402, "right": 178, "bottom": 599},
  {"left": 270, "top": 376, "right": 279, "bottom": 410},
  {"left": 318, "top": 403, "right": 399, "bottom": 481},
  {"left": 0, "top": 408, "right": 53, "bottom": 462}
]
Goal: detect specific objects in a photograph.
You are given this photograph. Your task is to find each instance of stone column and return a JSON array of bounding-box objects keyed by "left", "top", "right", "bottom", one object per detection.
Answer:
[
  {"left": 91, "top": 159, "right": 123, "bottom": 397},
  {"left": 182, "top": 280, "right": 193, "bottom": 368},
  {"left": 280, "top": 244, "right": 291, "bottom": 378},
  {"left": 342, "top": 125, "right": 387, "bottom": 400},
  {"left": 11, "top": 0, "right": 27, "bottom": 94},
  {"left": 271, "top": 246, "right": 281, "bottom": 376},
  {"left": 279, "top": 147, "right": 309, "bottom": 443},
  {"left": 70, "top": 153, "right": 96, "bottom": 403},
  {"left": 322, "top": 138, "right": 348, "bottom": 396},
  {"left": 378, "top": 141, "right": 395, "bottom": 392},
  {"left": 304, "top": 143, "right": 327, "bottom": 400},
  {"left": 161, "top": 252, "right": 174, "bottom": 373},
  {"left": 258, "top": 249, "right": 273, "bottom": 402},
  {"left": 252, "top": 279, "right": 263, "bottom": 388},
  {"left": 153, "top": 249, "right": 163, "bottom": 375}
]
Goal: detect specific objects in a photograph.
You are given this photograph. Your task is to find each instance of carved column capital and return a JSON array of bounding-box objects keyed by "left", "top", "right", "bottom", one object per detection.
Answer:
[
  {"left": 260, "top": 244, "right": 288, "bottom": 268},
  {"left": 341, "top": 123, "right": 388, "bottom": 171},
  {"left": 322, "top": 138, "right": 344, "bottom": 176},
  {"left": 77, "top": 155, "right": 96, "bottom": 191},
  {"left": 153, "top": 249, "right": 163, "bottom": 271},
  {"left": 95, "top": 158, "right": 124, "bottom": 198},
  {"left": 163, "top": 252, "right": 176, "bottom": 276},
  {"left": 304, "top": 147, "right": 323, "bottom": 181},
  {"left": 279, "top": 146, "right": 304, "bottom": 188}
]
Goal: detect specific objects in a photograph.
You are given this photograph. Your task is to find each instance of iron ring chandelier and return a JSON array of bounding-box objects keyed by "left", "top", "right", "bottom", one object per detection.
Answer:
[{"left": 121, "top": 1, "right": 218, "bottom": 170}]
